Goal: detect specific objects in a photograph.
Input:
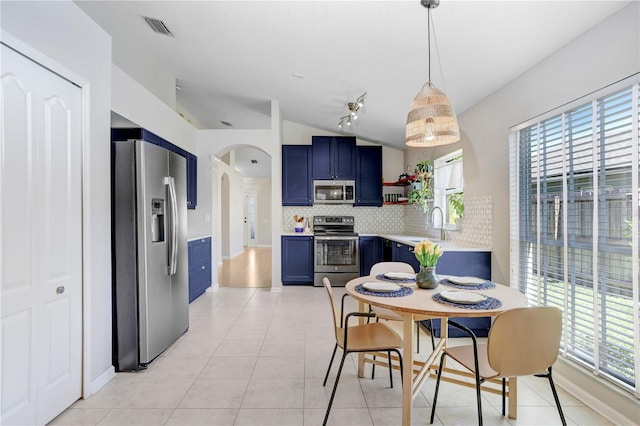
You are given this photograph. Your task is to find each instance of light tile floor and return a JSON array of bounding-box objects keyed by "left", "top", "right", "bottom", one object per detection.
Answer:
[{"left": 51, "top": 287, "right": 612, "bottom": 425}]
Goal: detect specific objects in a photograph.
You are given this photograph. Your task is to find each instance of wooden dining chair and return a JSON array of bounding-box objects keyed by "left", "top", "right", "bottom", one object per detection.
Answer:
[
  {"left": 430, "top": 306, "right": 566, "bottom": 426},
  {"left": 322, "top": 277, "right": 403, "bottom": 426},
  {"left": 368, "top": 262, "right": 435, "bottom": 380}
]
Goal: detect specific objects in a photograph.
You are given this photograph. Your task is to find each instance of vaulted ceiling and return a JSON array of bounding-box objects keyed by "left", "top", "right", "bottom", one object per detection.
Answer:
[{"left": 78, "top": 0, "right": 630, "bottom": 152}]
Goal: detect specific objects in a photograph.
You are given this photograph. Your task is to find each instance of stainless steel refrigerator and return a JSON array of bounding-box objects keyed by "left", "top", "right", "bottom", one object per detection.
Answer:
[{"left": 112, "top": 139, "right": 189, "bottom": 371}]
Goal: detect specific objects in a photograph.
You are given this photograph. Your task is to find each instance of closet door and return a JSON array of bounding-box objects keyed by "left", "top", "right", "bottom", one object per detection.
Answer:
[{"left": 1, "top": 44, "right": 82, "bottom": 425}]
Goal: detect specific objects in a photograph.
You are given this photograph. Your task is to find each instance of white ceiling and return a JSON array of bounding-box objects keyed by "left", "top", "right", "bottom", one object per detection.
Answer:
[{"left": 78, "top": 0, "right": 630, "bottom": 168}]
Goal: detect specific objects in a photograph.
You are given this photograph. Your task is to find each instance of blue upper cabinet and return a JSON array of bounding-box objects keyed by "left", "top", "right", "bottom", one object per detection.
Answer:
[
  {"left": 355, "top": 146, "right": 382, "bottom": 206},
  {"left": 312, "top": 136, "right": 356, "bottom": 180},
  {"left": 282, "top": 145, "right": 313, "bottom": 206},
  {"left": 111, "top": 128, "right": 198, "bottom": 209}
]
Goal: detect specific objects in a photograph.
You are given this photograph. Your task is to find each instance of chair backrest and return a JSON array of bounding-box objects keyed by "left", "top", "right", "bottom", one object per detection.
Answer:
[
  {"left": 369, "top": 261, "right": 415, "bottom": 276},
  {"left": 487, "top": 306, "right": 562, "bottom": 377},
  {"left": 322, "top": 277, "right": 341, "bottom": 343}
]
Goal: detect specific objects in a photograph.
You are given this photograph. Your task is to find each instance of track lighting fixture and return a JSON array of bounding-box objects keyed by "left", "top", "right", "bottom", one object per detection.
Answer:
[{"left": 338, "top": 92, "right": 366, "bottom": 128}]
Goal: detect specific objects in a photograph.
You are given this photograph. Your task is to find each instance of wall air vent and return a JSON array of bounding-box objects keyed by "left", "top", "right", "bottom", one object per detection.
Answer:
[{"left": 143, "top": 16, "right": 174, "bottom": 37}]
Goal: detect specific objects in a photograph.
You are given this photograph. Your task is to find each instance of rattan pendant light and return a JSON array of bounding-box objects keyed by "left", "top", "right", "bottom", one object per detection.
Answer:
[{"left": 406, "top": 0, "right": 460, "bottom": 147}]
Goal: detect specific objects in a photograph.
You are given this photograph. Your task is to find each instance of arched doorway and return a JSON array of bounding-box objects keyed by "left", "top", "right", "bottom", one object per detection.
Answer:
[{"left": 214, "top": 146, "right": 273, "bottom": 287}]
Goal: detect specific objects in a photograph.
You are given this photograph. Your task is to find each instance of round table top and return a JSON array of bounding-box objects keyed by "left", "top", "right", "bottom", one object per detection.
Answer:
[{"left": 345, "top": 276, "right": 529, "bottom": 319}]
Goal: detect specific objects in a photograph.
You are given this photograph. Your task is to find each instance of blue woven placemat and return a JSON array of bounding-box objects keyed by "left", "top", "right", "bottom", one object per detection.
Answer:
[
  {"left": 355, "top": 283, "right": 414, "bottom": 297},
  {"left": 375, "top": 273, "right": 416, "bottom": 283},
  {"left": 432, "top": 292, "right": 502, "bottom": 309},
  {"left": 440, "top": 279, "right": 496, "bottom": 290}
]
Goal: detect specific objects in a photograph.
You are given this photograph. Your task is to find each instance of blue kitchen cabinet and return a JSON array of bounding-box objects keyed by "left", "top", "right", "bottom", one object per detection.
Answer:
[
  {"left": 281, "top": 235, "right": 314, "bottom": 285},
  {"left": 111, "top": 128, "right": 198, "bottom": 209},
  {"left": 312, "top": 136, "right": 356, "bottom": 180},
  {"left": 391, "top": 241, "right": 420, "bottom": 270},
  {"left": 186, "top": 153, "right": 197, "bottom": 209},
  {"left": 355, "top": 146, "right": 382, "bottom": 206},
  {"left": 188, "top": 237, "right": 211, "bottom": 302},
  {"left": 282, "top": 145, "right": 313, "bottom": 206},
  {"left": 359, "top": 236, "right": 383, "bottom": 276},
  {"left": 387, "top": 239, "right": 491, "bottom": 337},
  {"left": 424, "top": 250, "right": 492, "bottom": 337}
]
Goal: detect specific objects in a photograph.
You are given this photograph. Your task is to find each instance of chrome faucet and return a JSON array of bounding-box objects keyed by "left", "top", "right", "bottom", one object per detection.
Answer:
[{"left": 430, "top": 206, "right": 446, "bottom": 241}]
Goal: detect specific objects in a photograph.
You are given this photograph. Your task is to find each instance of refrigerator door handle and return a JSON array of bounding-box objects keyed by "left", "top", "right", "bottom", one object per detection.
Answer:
[{"left": 165, "top": 176, "right": 179, "bottom": 275}]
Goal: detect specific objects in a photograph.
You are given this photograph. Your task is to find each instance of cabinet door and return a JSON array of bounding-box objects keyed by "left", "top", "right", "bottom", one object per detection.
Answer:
[
  {"left": 359, "top": 236, "right": 383, "bottom": 276},
  {"left": 188, "top": 238, "right": 211, "bottom": 302},
  {"left": 186, "top": 153, "right": 197, "bottom": 209},
  {"left": 312, "top": 136, "right": 356, "bottom": 180},
  {"left": 311, "top": 136, "right": 333, "bottom": 179},
  {"left": 334, "top": 137, "right": 356, "bottom": 179},
  {"left": 281, "top": 236, "right": 314, "bottom": 284},
  {"left": 391, "top": 242, "right": 420, "bottom": 271},
  {"left": 355, "top": 146, "right": 382, "bottom": 206},
  {"left": 282, "top": 145, "right": 312, "bottom": 206}
]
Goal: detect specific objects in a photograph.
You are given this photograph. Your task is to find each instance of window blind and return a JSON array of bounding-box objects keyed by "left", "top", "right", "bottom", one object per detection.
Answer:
[{"left": 510, "top": 78, "right": 640, "bottom": 396}]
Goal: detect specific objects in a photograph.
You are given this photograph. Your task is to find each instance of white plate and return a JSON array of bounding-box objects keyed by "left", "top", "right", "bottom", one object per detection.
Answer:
[
  {"left": 446, "top": 276, "right": 486, "bottom": 285},
  {"left": 383, "top": 272, "right": 416, "bottom": 280},
  {"left": 439, "top": 290, "right": 487, "bottom": 305},
  {"left": 362, "top": 281, "right": 402, "bottom": 292}
]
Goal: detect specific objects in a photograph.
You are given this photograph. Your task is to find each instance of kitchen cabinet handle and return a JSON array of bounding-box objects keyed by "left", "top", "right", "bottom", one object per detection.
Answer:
[{"left": 56, "top": 286, "right": 65, "bottom": 294}]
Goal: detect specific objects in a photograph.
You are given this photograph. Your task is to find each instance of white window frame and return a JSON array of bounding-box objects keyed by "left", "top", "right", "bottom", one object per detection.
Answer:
[
  {"left": 434, "top": 149, "right": 463, "bottom": 229},
  {"left": 509, "top": 75, "right": 640, "bottom": 397}
]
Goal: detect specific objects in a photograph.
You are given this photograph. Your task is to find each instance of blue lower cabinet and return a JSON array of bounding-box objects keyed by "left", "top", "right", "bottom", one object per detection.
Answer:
[
  {"left": 384, "top": 245, "right": 492, "bottom": 338},
  {"left": 359, "top": 236, "right": 383, "bottom": 276},
  {"left": 188, "top": 237, "right": 211, "bottom": 302},
  {"left": 281, "top": 235, "right": 314, "bottom": 285}
]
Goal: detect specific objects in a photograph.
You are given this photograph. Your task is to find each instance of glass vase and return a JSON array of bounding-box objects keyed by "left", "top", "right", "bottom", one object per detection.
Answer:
[{"left": 416, "top": 265, "right": 439, "bottom": 289}]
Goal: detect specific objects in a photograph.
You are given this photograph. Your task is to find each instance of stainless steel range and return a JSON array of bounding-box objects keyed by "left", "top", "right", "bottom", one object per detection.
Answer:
[{"left": 313, "top": 215, "right": 359, "bottom": 287}]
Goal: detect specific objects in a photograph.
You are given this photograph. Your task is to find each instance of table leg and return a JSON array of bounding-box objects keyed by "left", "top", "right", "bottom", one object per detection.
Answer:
[
  {"left": 401, "top": 314, "right": 414, "bottom": 426},
  {"left": 508, "top": 377, "right": 517, "bottom": 419}
]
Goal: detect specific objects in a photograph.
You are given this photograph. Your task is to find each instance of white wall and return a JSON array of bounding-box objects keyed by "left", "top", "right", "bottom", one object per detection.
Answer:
[
  {"left": 196, "top": 101, "right": 282, "bottom": 289},
  {"left": 0, "top": 0, "right": 113, "bottom": 394},
  {"left": 437, "top": 3, "right": 640, "bottom": 423}
]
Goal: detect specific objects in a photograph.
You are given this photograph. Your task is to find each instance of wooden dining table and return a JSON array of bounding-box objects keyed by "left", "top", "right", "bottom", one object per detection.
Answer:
[{"left": 345, "top": 275, "right": 529, "bottom": 426}]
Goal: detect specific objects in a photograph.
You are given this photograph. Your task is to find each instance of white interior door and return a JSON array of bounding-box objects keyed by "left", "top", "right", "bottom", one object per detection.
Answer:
[
  {"left": 1, "top": 44, "right": 83, "bottom": 425},
  {"left": 243, "top": 192, "right": 257, "bottom": 247}
]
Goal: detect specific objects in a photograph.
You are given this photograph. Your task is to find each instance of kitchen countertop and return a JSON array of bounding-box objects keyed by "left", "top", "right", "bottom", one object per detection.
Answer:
[
  {"left": 188, "top": 234, "right": 212, "bottom": 242},
  {"left": 282, "top": 232, "right": 489, "bottom": 251},
  {"left": 380, "top": 235, "right": 489, "bottom": 252}
]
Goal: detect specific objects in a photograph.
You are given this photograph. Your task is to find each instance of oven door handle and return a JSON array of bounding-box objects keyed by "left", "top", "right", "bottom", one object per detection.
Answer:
[{"left": 314, "top": 236, "right": 359, "bottom": 241}]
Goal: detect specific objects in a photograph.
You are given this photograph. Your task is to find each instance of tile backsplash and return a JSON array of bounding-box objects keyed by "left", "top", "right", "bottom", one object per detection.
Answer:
[
  {"left": 283, "top": 196, "right": 493, "bottom": 249},
  {"left": 283, "top": 205, "right": 405, "bottom": 234}
]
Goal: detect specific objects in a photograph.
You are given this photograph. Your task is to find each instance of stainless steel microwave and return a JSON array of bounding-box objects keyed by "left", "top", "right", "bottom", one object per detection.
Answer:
[{"left": 313, "top": 180, "right": 356, "bottom": 204}]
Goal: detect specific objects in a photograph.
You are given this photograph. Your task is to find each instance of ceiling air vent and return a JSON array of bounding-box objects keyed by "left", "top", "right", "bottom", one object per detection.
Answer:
[{"left": 143, "top": 16, "right": 174, "bottom": 37}]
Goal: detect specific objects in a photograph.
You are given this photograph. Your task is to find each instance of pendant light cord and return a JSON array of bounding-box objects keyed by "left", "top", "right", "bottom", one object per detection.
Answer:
[{"left": 428, "top": 7, "right": 432, "bottom": 84}]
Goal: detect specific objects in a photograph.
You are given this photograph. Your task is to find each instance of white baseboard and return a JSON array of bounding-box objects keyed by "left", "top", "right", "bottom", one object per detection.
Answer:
[
  {"left": 554, "top": 360, "right": 639, "bottom": 425},
  {"left": 89, "top": 366, "right": 116, "bottom": 396}
]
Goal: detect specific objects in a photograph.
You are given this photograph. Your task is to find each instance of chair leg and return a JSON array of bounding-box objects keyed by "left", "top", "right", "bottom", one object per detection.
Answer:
[
  {"left": 387, "top": 350, "right": 393, "bottom": 388},
  {"left": 501, "top": 378, "right": 506, "bottom": 416},
  {"left": 547, "top": 367, "right": 567, "bottom": 426},
  {"left": 430, "top": 352, "right": 447, "bottom": 424},
  {"left": 474, "top": 367, "right": 484, "bottom": 426},
  {"left": 428, "top": 319, "right": 435, "bottom": 350},
  {"left": 323, "top": 352, "right": 347, "bottom": 426},
  {"left": 416, "top": 321, "right": 420, "bottom": 353},
  {"left": 323, "top": 344, "right": 338, "bottom": 386},
  {"left": 371, "top": 317, "right": 380, "bottom": 380},
  {"left": 391, "top": 348, "right": 403, "bottom": 385}
]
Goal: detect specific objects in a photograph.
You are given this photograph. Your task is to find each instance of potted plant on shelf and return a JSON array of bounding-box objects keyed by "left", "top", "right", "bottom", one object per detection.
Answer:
[{"left": 407, "top": 159, "right": 433, "bottom": 212}]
